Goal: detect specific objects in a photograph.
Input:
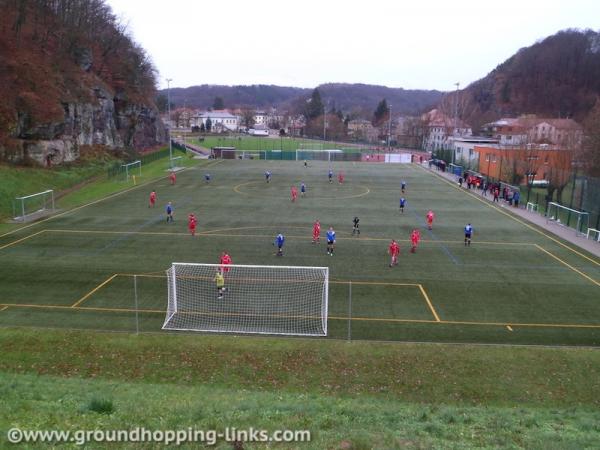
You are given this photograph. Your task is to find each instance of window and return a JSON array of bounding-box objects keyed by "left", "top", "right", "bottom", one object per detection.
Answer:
[
  {"left": 492, "top": 156, "right": 497, "bottom": 163},
  {"left": 485, "top": 154, "right": 490, "bottom": 162}
]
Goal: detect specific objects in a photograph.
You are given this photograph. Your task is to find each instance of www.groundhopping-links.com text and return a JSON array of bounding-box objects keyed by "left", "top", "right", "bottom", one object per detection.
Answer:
[{"left": 6, "top": 427, "right": 311, "bottom": 446}]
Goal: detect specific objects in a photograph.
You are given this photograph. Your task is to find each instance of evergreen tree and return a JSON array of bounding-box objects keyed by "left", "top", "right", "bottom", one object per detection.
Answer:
[
  {"left": 372, "top": 98, "right": 390, "bottom": 127},
  {"left": 305, "top": 88, "right": 324, "bottom": 120},
  {"left": 213, "top": 96, "right": 225, "bottom": 110},
  {"left": 206, "top": 117, "right": 212, "bottom": 132},
  {"left": 373, "top": 99, "right": 390, "bottom": 127}
]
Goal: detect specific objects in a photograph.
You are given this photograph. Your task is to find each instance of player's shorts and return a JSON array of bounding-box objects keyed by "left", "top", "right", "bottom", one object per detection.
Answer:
[
  {"left": 327, "top": 240, "right": 334, "bottom": 245},
  {"left": 465, "top": 232, "right": 472, "bottom": 238}
]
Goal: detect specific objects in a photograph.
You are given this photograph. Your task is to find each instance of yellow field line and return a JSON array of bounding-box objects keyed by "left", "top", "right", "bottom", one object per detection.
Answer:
[
  {"left": 3, "top": 302, "right": 600, "bottom": 329},
  {"left": 233, "top": 180, "right": 371, "bottom": 200},
  {"left": 0, "top": 229, "right": 47, "bottom": 251},
  {"left": 71, "top": 274, "right": 119, "bottom": 307},
  {"left": 419, "top": 165, "right": 600, "bottom": 266},
  {"left": 41, "top": 228, "right": 529, "bottom": 245},
  {"left": 534, "top": 244, "right": 600, "bottom": 287},
  {"left": 419, "top": 284, "right": 441, "bottom": 322},
  {"left": 0, "top": 303, "right": 164, "bottom": 314}
]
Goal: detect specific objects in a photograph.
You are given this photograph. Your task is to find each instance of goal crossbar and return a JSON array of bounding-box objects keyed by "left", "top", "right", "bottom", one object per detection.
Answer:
[
  {"left": 546, "top": 202, "right": 589, "bottom": 236},
  {"left": 163, "top": 263, "right": 329, "bottom": 336},
  {"left": 13, "top": 189, "right": 55, "bottom": 222}
]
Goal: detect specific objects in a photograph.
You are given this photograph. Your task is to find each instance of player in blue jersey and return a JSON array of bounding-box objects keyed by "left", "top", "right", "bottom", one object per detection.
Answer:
[
  {"left": 401, "top": 180, "right": 406, "bottom": 193},
  {"left": 399, "top": 197, "right": 406, "bottom": 213},
  {"left": 265, "top": 171, "right": 272, "bottom": 183},
  {"left": 274, "top": 232, "right": 285, "bottom": 256},
  {"left": 328, "top": 169, "right": 333, "bottom": 183},
  {"left": 205, "top": 173, "right": 211, "bottom": 184},
  {"left": 166, "top": 202, "right": 174, "bottom": 223},
  {"left": 300, "top": 182, "right": 306, "bottom": 197},
  {"left": 326, "top": 226, "right": 336, "bottom": 256},
  {"left": 464, "top": 223, "right": 473, "bottom": 246}
]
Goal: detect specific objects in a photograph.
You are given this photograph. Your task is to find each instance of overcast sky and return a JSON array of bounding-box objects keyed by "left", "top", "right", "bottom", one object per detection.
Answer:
[{"left": 107, "top": 0, "right": 599, "bottom": 92}]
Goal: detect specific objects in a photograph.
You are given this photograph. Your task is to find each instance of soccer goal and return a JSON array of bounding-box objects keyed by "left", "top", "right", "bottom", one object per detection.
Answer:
[
  {"left": 162, "top": 263, "right": 329, "bottom": 336},
  {"left": 13, "top": 189, "right": 55, "bottom": 222},
  {"left": 526, "top": 202, "right": 538, "bottom": 213},
  {"left": 546, "top": 202, "right": 589, "bottom": 237},
  {"left": 121, "top": 160, "right": 141, "bottom": 181}
]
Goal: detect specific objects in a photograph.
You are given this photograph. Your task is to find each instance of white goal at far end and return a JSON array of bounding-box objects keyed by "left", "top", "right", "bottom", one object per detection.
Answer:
[
  {"left": 163, "top": 263, "right": 329, "bottom": 337},
  {"left": 546, "top": 202, "right": 589, "bottom": 237},
  {"left": 13, "top": 189, "right": 55, "bottom": 222}
]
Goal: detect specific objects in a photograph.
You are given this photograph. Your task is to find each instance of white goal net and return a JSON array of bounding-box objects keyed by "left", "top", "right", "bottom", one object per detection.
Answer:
[
  {"left": 13, "top": 189, "right": 55, "bottom": 222},
  {"left": 546, "top": 202, "right": 589, "bottom": 237},
  {"left": 163, "top": 263, "right": 329, "bottom": 336}
]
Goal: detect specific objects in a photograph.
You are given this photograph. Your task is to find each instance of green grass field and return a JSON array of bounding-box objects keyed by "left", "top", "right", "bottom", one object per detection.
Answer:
[
  {"left": 189, "top": 135, "right": 364, "bottom": 152},
  {"left": 1, "top": 160, "right": 599, "bottom": 346}
]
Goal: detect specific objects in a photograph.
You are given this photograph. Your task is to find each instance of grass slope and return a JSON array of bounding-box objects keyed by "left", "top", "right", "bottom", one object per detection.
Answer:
[{"left": 1, "top": 329, "right": 600, "bottom": 449}]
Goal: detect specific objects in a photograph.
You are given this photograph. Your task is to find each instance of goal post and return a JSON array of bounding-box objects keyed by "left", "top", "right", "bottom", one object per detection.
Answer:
[
  {"left": 163, "top": 263, "right": 329, "bottom": 336},
  {"left": 546, "top": 202, "right": 589, "bottom": 237},
  {"left": 121, "top": 160, "right": 141, "bottom": 181},
  {"left": 13, "top": 189, "right": 55, "bottom": 222}
]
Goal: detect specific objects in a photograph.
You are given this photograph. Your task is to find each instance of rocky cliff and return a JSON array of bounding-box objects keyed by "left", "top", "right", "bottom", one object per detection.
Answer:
[{"left": 0, "top": 0, "right": 166, "bottom": 166}]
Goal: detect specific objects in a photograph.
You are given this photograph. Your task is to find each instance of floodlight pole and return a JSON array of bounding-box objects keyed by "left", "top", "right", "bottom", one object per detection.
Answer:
[
  {"left": 452, "top": 82, "right": 460, "bottom": 165},
  {"left": 167, "top": 78, "right": 173, "bottom": 170},
  {"left": 323, "top": 103, "right": 327, "bottom": 145},
  {"left": 388, "top": 103, "right": 392, "bottom": 150}
]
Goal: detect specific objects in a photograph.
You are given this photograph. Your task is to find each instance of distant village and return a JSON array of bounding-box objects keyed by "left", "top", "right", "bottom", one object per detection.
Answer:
[{"left": 163, "top": 105, "right": 583, "bottom": 187}]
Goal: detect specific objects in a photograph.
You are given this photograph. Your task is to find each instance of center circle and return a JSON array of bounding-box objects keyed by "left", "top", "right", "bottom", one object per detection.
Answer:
[{"left": 233, "top": 180, "right": 370, "bottom": 200}]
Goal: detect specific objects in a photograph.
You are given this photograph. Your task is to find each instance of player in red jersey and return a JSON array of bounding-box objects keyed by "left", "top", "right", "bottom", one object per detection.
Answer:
[
  {"left": 220, "top": 251, "right": 232, "bottom": 273},
  {"left": 312, "top": 219, "right": 321, "bottom": 243},
  {"left": 291, "top": 185, "right": 298, "bottom": 202},
  {"left": 388, "top": 239, "right": 400, "bottom": 267},
  {"left": 410, "top": 229, "right": 421, "bottom": 253},
  {"left": 149, "top": 190, "right": 157, "bottom": 208},
  {"left": 426, "top": 210, "right": 435, "bottom": 230},
  {"left": 169, "top": 171, "right": 176, "bottom": 185},
  {"left": 338, "top": 171, "right": 345, "bottom": 184},
  {"left": 188, "top": 213, "right": 197, "bottom": 236}
]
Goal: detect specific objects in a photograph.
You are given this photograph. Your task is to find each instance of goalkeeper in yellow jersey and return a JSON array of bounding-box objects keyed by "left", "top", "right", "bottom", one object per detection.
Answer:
[{"left": 214, "top": 270, "right": 227, "bottom": 299}]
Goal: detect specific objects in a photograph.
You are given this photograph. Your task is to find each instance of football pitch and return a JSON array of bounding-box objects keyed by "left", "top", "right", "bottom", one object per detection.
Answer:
[{"left": 1, "top": 160, "right": 599, "bottom": 346}]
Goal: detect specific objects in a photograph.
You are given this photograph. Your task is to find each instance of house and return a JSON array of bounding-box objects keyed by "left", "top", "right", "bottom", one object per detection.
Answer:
[
  {"left": 422, "top": 109, "right": 472, "bottom": 151},
  {"left": 448, "top": 136, "right": 499, "bottom": 169},
  {"left": 482, "top": 116, "right": 583, "bottom": 148},
  {"left": 475, "top": 144, "right": 574, "bottom": 185},
  {"left": 347, "top": 119, "right": 378, "bottom": 142},
  {"left": 285, "top": 115, "right": 306, "bottom": 137},
  {"left": 253, "top": 111, "right": 269, "bottom": 127},
  {"left": 191, "top": 110, "right": 239, "bottom": 132}
]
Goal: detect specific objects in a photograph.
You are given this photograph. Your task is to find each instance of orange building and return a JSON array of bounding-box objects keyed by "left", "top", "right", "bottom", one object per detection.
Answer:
[{"left": 475, "top": 145, "right": 574, "bottom": 185}]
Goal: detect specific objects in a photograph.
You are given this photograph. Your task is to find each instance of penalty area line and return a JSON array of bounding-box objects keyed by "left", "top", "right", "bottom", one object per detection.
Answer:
[
  {"left": 71, "top": 274, "right": 119, "bottom": 308},
  {"left": 0, "top": 229, "right": 47, "bottom": 252},
  {"left": 419, "top": 284, "right": 441, "bottom": 322},
  {"left": 534, "top": 244, "right": 600, "bottom": 287}
]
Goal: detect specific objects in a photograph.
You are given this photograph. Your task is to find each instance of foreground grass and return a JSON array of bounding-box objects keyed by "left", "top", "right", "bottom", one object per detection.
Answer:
[
  {"left": 2, "top": 328, "right": 600, "bottom": 409},
  {"left": 2, "top": 371, "right": 600, "bottom": 449},
  {"left": 1, "top": 329, "right": 600, "bottom": 448}
]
